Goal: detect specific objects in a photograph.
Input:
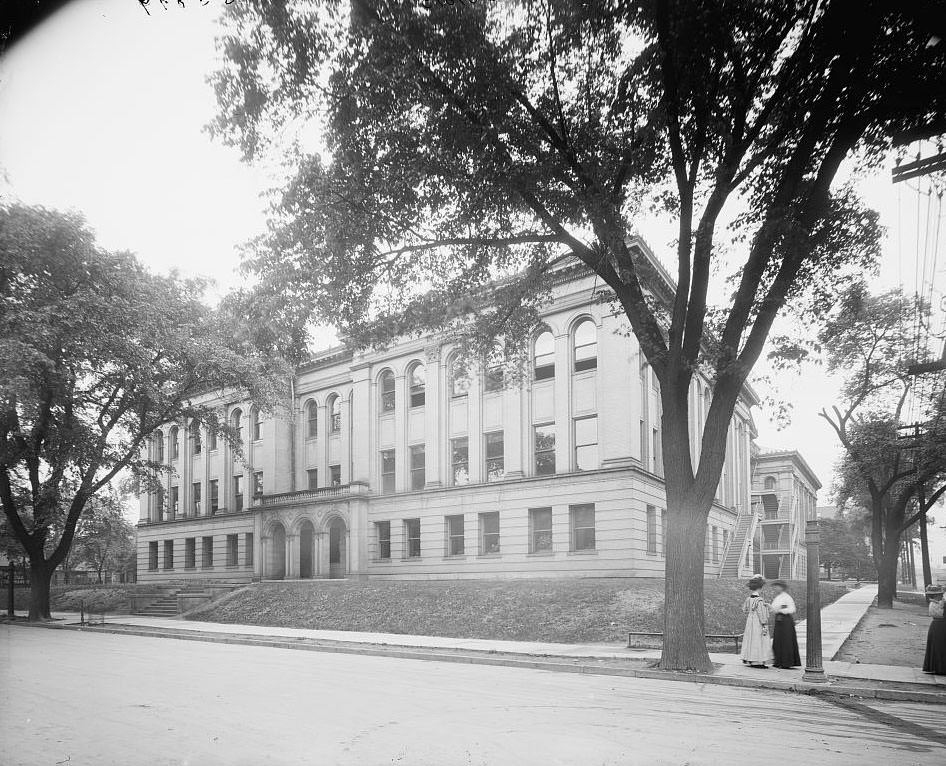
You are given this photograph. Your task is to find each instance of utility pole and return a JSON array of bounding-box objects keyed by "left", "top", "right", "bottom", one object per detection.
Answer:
[{"left": 803, "top": 520, "right": 827, "bottom": 683}]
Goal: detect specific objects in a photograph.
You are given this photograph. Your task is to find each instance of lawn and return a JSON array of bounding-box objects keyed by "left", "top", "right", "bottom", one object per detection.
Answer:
[
  {"left": 11, "top": 584, "right": 135, "bottom": 614},
  {"left": 834, "top": 594, "right": 930, "bottom": 667},
  {"left": 187, "top": 578, "right": 848, "bottom": 644}
]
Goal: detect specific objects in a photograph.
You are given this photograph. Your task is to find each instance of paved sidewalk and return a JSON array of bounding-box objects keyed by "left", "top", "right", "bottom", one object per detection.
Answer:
[{"left": 19, "top": 583, "right": 942, "bottom": 695}]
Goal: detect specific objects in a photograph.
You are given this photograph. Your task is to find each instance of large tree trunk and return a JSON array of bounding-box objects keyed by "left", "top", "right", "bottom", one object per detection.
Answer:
[
  {"left": 28, "top": 558, "right": 52, "bottom": 621},
  {"left": 658, "top": 382, "right": 717, "bottom": 673},
  {"left": 660, "top": 496, "right": 712, "bottom": 672},
  {"left": 876, "top": 545, "right": 899, "bottom": 608}
]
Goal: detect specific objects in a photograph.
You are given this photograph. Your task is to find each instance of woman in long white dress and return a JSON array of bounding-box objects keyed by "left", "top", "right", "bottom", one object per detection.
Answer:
[{"left": 740, "top": 575, "right": 773, "bottom": 668}]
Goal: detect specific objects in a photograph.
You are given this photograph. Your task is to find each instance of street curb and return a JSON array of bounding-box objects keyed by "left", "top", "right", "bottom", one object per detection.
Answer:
[{"left": 18, "top": 621, "right": 946, "bottom": 705}]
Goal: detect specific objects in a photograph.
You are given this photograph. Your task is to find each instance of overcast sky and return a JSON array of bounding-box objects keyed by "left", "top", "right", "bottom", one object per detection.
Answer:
[{"left": 1, "top": 0, "right": 942, "bottom": 506}]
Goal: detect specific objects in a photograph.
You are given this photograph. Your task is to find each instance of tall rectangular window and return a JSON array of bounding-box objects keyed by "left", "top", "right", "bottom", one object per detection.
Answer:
[
  {"left": 245, "top": 533, "right": 254, "bottom": 566},
  {"left": 570, "top": 504, "right": 595, "bottom": 552},
  {"left": 574, "top": 416, "right": 598, "bottom": 471},
  {"left": 330, "top": 464, "right": 342, "bottom": 486},
  {"left": 661, "top": 509, "right": 667, "bottom": 556},
  {"left": 640, "top": 419, "right": 647, "bottom": 467},
  {"left": 208, "top": 429, "right": 218, "bottom": 451},
  {"left": 252, "top": 410, "right": 263, "bottom": 441},
  {"left": 170, "top": 486, "right": 179, "bottom": 517},
  {"left": 409, "top": 444, "right": 425, "bottom": 490},
  {"left": 155, "top": 487, "right": 165, "bottom": 522},
  {"left": 163, "top": 539, "right": 174, "bottom": 570},
  {"left": 712, "top": 526, "right": 720, "bottom": 563},
  {"left": 446, "top": 514, "right": 465, "bottom": 556},
  {"left": 307, "top": 468, "right": 319, "bottom": 491},
  {"left": 185, "top": 537, "right": 196, "bottom": 568},
  {"left": 652, "top": 428, "right": 662, "bottom": 475},
  {"left": 534, "top": 424, "right": 555, "bottom": 476},
  {"left": 192, "top": 482, "right": 201, "bottom": 516},
  {"left": 307, "top": 402, "right": 318, "bottom": 438},
  {"left": 192, "top": 426, "right": 202, "bottom": 455},
  {"left": 380, "top": 449, "right": 396, "bottom": 494},
  {"left": 484, "top": 431, "right": 504, "bottom": 482},
  {"left": 646, "top": 505, "right": 658, "bottom": 554},
  {"left": 529, "top": 507, "right": 553, "bottom": 553},
  {"left": 227, "top": 534, "right": 238, "bottom": 566},
  {"left": 209, "top": 479, "right": 219, "bottom": 514},
  {"left": 233, "top": 475, "right": 244, "bottom": 512},
  {"left": 404, "top": 518, "right": 421, "bottom": 558},
  {"left": 451, "top": 437, "right": 469, "bottom": 486},
  {"left": 202, "top": 536, "right": 214, "bottom": 568},
  {"left": 479, "top": 512, "right": 500, "bottom": 555},
  {"left": 253, "top": 471, "right": 264, "bottom": 498},
  {"left": 375, "top": 521, "right": 391, "bottom": 560},
  {"left": 148, "top": 541, "right": 158, "bottom": 570}
]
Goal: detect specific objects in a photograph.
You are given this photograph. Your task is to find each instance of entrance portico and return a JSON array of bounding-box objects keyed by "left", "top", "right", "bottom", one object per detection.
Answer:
[{"left": 261, "top": 507, "right": 349, "bottom": 580}]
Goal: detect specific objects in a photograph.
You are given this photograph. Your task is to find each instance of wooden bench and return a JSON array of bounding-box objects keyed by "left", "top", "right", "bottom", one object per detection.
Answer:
[{"left": 626, "top": 631, "right": 743, "bottom": 653}]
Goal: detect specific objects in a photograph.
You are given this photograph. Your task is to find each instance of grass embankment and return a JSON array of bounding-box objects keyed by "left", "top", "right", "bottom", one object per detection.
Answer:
[
  {"left": 188, "top": 578, "right": 848, "bottom": 644},
  {"left": 11, "top": 584, "right": 135, "bottom": 614}
]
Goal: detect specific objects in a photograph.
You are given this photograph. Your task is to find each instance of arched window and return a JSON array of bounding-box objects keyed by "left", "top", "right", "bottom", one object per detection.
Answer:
[
  {"left": 190, "top": 421, "right": 201, "bottom": 455},
  {"left": 573, "top": 320, "right": 597, "bottom": 372},
  {"left": 533, "top": 330, "right": 555, "bottom": 381},
  {"left": 169, "top": 426, "right": 179, "bottom": 460},
  {"left": 764, "top": 476, "right": 776, "bottom": 491},
  {"left": 328, "top": 395, "right": 342, "bottom": 433},
  {"left": 230, "top": 408, "right": 242, "bottom": 430},
  {"left": 450, "top": 354, "right": 470, "bottom": 398},
  {"left": 409, "top": 363, "right": 426, "bottom": 408},
  {"left": 251, "top": 408, "right": 263, "bottom": 441},
  {"left": 483, "top": 343, "right": 504, "bottom": 393},
  {"left": 306, "top": 400, "right": 318, "bottom": 438},
  {"left": 154, "top": 429, "right": 164, "bottom": 463},
  {"left": 379, "top": 370, "right": 396, "bottom": 413}
]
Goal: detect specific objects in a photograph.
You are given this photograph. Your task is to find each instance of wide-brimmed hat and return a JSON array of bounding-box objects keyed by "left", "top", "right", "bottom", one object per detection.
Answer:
[
  {"left": 926, "top": 584, "right": 944, "bottom": 595},
  {"left": 748, "top": 575, "right": 765, "bottom": 589}
]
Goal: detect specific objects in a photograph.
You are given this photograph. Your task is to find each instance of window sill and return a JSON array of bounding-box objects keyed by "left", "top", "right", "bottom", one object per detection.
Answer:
[
  {"left": 568, "top": 549, "right": 598, "bottom": 556},
  {"left": 201, "top": 566, "right": 215, "bottom": 570},
  {"left": 372, "top": 558, "right": 392, "bottom": 563},
  {"left": 443, "top": 555, "right": 467, "bottom": 561},
  {"left": 225, "top": 564, "right": 241, "bottom": 569},
  {"left": 528, "top": 550, "right": 555, "bottom": 557},
  {"left": 400, "top": 556, "right": 422, "bottom": 561},
  {"left": 184, "top": 565, "right": 196, "bottom": 571},
  {"left": 476, "top": 554, "right": 502, "bottom": 559}
]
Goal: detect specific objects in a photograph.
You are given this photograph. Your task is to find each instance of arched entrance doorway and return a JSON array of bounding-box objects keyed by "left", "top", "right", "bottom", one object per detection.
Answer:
[
  {"left": 299, "top": 520, "right": 315, "bottom": 579},
  {"left": 271, "top": 523, "right": 286, "bottom": 579},
  {"left": 328, "top": 518, "right": 347, "bottom": 579}
]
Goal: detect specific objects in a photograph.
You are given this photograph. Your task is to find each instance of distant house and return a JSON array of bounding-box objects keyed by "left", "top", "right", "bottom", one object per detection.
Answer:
[{"left": 749, "top": 449, "right": 822, "bottom": 580}]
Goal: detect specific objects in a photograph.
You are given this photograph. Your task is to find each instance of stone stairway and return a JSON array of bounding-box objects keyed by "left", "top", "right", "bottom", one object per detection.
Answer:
[{"left": 132, "top": 591, "right": 181, "bottom": 617}]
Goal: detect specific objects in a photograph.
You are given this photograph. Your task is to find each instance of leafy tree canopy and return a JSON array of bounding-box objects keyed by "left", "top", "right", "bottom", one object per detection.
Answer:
[{"left": 0, "top": 203, "right": 287, "bottom": 618}]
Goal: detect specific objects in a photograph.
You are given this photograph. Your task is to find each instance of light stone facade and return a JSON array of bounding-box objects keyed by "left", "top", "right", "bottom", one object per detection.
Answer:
[{"left": 136, "top": 249, "right": 764, "bottom": 583}]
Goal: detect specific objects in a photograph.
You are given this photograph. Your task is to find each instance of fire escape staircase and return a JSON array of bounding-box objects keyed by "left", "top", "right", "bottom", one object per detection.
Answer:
[{"left": 719, "top": 507, "right": 760, "bottom": 578}]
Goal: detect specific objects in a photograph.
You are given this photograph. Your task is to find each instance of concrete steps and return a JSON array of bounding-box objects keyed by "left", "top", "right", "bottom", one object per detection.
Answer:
[{"left": 132, "top": 594, "right": 181, "bottom": 617}]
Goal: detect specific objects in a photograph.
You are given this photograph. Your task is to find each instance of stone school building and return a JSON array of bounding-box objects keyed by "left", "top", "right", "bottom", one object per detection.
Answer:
[{"left": 136, "top": 242, "right": 813, "bottom": 584}]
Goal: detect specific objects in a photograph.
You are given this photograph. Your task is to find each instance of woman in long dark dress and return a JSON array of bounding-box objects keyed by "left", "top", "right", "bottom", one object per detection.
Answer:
[
  {"left": 923, "top": 584, "right": 946, "bottom": 675},
  {"left": 770, "top": 580, "right": 801, "bottom": 669}
]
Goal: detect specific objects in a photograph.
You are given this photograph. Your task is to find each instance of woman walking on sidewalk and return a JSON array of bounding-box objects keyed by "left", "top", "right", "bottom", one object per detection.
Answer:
[
  {"left": 923, "top": 584, "right": 946, "bottom": 675},
  {"left": 769, "top": 580, "right": 801, "bottom": 669},
  {"left": 740, "top": 575, "right": 773, "bottom": 668}
]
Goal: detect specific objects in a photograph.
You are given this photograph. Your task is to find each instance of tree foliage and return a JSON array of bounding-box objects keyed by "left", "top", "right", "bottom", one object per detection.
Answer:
[
  {"left": 209, "top": 0, "right": 946, "bottom": 670},
  {"left": 821, "top": 286, "right": 946, "bottom": 605},
  {"left": 0, "top": 203, "right": 287, "bottom": 619},
  {"left": 818, "top": 511, "right": 873, "bottom": 580}
]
